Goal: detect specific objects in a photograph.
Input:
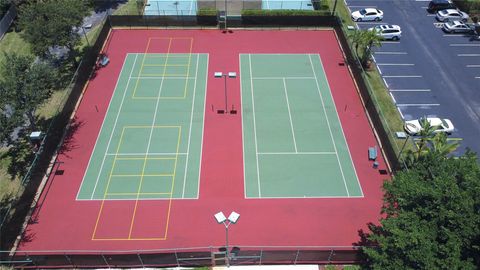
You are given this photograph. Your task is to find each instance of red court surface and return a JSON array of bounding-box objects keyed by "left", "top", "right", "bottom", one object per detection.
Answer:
[{"left": 18, "top": 29, "right": 388, "bottom": 253}]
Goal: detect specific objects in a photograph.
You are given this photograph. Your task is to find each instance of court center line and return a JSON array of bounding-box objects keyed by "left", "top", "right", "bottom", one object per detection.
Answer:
[
  {"left": 249, "top": 54, "right": 262, "bottom": 198},
  {"left": 128, "top": 38, "right": 172, "bottom": 239},
  {"left": 308, "top": 54, "right": 350, "bottom": 197},
  {"left": 282, "top": 78, "right": 298, "bottom": 153},
  {"left": 258, "top": 152, "right": 336, "bottom": 155},
  {"left": 106, "top": 152, "right": 188, "bottom": 156},
  {"left": 182, "top": 54, "right": 200, "bottom": 198},
  {"left": 90, "top": 54, "right": 139, "bottom": 199}
]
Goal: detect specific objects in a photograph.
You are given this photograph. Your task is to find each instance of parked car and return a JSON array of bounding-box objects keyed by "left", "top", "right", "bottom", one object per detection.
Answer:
[
  {"left": 368, "top": 24, "right": 402, "bottom": 40},
  {"left": 427, "top": 0, "right": 456, "bottom": 13},
  {"left": 404, "top": 117, "right": 454, "bottom": 135},
  {"left": 442, "top": 21, "right": 476, "bottom": 33},
  {"left": 436, "top": 9, "right": 469, "bottom": 22},
  {"left": 351, "top": 8, "right": 383, "bottom": 22}
]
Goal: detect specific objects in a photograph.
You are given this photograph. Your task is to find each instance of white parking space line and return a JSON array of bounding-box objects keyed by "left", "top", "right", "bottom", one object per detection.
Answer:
[
  {"left": 389, "top": 92, "right": 396, "bottom": 104},
  {"left": 458, "top": 54, "right": 480, "bottom": 56},
  {"left": 421, "top": 6, "right": 428, "bottom": 9},
  {"left": 415, "top": 0, "right": 430, "bottom": 2},
  {"left": 397, "top": 107, "right": 405, "bottom": 119},
  {"left": 381, "top": 41, "right": 401, "bottom": 44},
  {"left": 377, "top": 66, "right": 382, "bottom": 74},
  {"left": 383, "top": 75, "right": 423, "bottom": 78},
  {"left": 390, "top": 89, "right": 431, "bottom": 92},
  {"left": 467, "top": 65, "right": 480, "bottom": 68},
  {"left": 427, "top": 14, "right": 436, "bottom": 16},
  {"left": 348, "top": 5, "right": 377, "bottom": 8},
  {"left": 382, "top": 78, "right": 389, "bottom": 87},
  {"left": 443, "top": 34, "right": 467, "bottom": 37},
  {"left": 377, "top": 63, "right": 415, "bottom": 66},
  {"left": 374, "top": 52, "right": 408, "bottom": 55},
  {"left": 450, "top": 44, "right": 480, "bottom": 47},
  {"left": 397, "top": 103, "right": 440, "bottom": 106},
  {"left": 357, "top": 22, "right": 385, "bottom": 25},
  {"left": 475, "top": 77, "right": 480, "bottom": 79}
]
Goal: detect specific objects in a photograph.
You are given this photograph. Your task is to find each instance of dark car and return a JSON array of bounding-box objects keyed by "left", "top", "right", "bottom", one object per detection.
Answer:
[{"left": 427, "top": 0, "right": 456, "bottom": 13}]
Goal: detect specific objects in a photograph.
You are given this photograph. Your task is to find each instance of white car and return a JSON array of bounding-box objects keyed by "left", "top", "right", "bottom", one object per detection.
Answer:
[
  {"left": 436, "top": 9, "right": 469, "bottom": 22},
  {"left": 404, "top": 117, "right": 454, "bottom": 135},
  {"left": 368, "top": 24, "right": 402, "bottom": 40},
  {"left": 442, "top": 21, "right": 475, "bottom": 33},
  {"left": 351, "top": 8, "right": 383, "bottom": 22}
]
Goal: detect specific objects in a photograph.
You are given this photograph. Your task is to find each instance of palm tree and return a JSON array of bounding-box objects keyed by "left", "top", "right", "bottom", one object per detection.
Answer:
[
  {"left": 427, "top": 133, "right": 459, "bottom": 158},
  {"left": 360, "top": 29, "right": 382, "bottom": 68},
  {"left": 348, "top": 29, "right": 364, "bottom": 58}
]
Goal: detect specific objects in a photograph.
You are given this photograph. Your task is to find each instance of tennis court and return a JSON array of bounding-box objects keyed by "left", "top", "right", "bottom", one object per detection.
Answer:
[
  {"left": 78, "top": 39, "right": 207, "bottom": 202},
  {"left": 144, "top": 0, "right": 197, "bottom": 15},
  {"left": 262, "top": 0, "right": 314, "bottom": 10},
  {"left": 241, "top": 54, "right": 362, "bottom": 198}
]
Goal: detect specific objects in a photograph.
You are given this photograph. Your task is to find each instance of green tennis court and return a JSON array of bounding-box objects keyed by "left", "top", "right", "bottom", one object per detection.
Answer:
[
  {"left": 241, "top": 54, "right": 363, "bottom": 198},
  {"left": 77, "top": 53, "right": 207, "bottom": 200}
]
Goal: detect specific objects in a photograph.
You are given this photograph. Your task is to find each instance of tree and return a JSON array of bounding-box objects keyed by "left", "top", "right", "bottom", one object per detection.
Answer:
[
  {"left": 347, "top": 29, "right": 382, "bottom": 68},
  {"left": 361, "top": 151, "right": 480, "bottom": 269},
  {"left": 18, "top": 0, "right": 90, "bottom": 61},
  {"left": 0, "top": 53, "right": 57, "bottom": 143}
]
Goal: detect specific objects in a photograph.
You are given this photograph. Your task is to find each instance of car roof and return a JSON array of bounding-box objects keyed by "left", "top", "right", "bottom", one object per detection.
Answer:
[
  {"left": 378, "top": 24, "right": 401, "bottom": 30},
  {"left": 363, "top": 8, "right": 380, "bottom": 13},
  {"left": 443, "top": 9, "right": 459, "bottom": 14},
  {"left": 450, "top": 20, "right": 465, "bottom": 26},
  {"left": 431, "top": 0, "right": 452, "bottom": 4}
]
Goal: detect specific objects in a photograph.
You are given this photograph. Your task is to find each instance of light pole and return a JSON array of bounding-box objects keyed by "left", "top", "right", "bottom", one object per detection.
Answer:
[
  {"left": 214, "top": 211, "right": 240, "bottom": 267},
  {"left": 214, "top": 72, "right": 237, "bottom": 113}
]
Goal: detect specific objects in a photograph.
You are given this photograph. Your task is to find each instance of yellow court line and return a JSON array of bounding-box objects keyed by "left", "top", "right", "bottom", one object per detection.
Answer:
[
  {"left": 123, "top": 125, "right": 181, "bottom": 129},
  {"left": 92, "top": 127, "right": 128, "bottom": 239},
  {"left": 111, "top": 174, "right": 175, "bottom": 177},
  {"left": 93, "top": 237, "right": 166, "bottom": 241},
  {"left": 163, "top": 126, "right": 183, "bottom": 239},
  {"left": 106, "top": 192, "right": 173, "bottom": 196},
  {"left": 128, "top": 38, "right": 173, "bottom": 239},
  {"left": 116, "top": 157, "right": 177, "bottom": 161},
  {"left": 144, "top": 64, "right": 189, "bottom": 67},
  {"left": 132, "top": 38, "right": 154, "bottom": 98}
]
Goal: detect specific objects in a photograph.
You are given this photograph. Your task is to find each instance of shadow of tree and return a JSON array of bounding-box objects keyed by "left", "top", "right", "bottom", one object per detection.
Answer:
[{"left": 59, "top": 117, "right": 84, "bottom": 159}]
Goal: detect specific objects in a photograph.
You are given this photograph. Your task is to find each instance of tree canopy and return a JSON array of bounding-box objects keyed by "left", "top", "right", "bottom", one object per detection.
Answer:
[
  {"left": 0, "top": 53, "right": 57, "bottom": 144},
  {"left": 361, "top": 151, "right": 480, "bottom": 269},
  {"left": 18, "top": 0, "right": 90, "bottom": 59}
]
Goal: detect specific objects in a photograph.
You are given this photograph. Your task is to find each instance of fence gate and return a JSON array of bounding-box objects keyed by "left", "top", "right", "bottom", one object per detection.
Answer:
[{"left": 212, "top": 251, "right": 227, "bottom": 266}]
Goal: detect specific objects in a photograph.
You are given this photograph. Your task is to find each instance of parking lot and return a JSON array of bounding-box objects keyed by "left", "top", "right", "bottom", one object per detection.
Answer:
[{"left": 345, "top": 0, "right": 480, "bottom": 155}]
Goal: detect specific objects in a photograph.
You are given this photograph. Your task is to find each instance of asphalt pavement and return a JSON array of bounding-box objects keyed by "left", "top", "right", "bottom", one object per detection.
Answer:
[{"left": 345, "top": 0, "right": 480, "bottom": 155}]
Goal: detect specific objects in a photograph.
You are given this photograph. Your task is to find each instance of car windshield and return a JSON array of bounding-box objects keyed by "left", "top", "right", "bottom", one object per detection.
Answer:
[
  {"left": 441, "top": 119, "right": 449, "bottom": 128},
  {"left": 360, "top": 9, "right": 367, "bottom": 15}
]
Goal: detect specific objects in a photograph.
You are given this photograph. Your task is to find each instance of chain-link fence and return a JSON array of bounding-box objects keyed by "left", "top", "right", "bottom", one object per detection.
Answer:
[
  {"left": 0, "top": 5, "right": 16, "bottom": 40},
  {"left": 2, "top": 246, "right": 361, "bottom": 268}
]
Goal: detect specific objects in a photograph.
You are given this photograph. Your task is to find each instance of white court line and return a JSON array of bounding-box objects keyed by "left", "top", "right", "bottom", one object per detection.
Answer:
[
  {"left": 106, "top": 152, "right": 188, "bottom": 156},
  {"left": 458, "top": 54, "right": 480, "bottom": 56},
  {"left": 309, "top": 54, "right": 350, "bottom": 197},
  {"left": 383, "top": 75, "right": 422, "bottom": 78},
  {"left": 467, "top": 65, "right": 480, "bottom": 67},
  {"left": 258, "top": 152, "right": 336, "bottom": 155},
  {"left": 282, "top": 78, "right": 298, "bottom": 153},
  {"left": 397, "top": 103, "right": 440, "bottom": 106},
  {"left": 196, "top": 54, "right": 209, "bottom": 199},
  {"left": 253, "top": 76, "right": 315, "bottom": 80},
  {"left": 377, "top": 63, "right": 415, "bottom": 66},
  {"left": 450, "top": 44, "right": 480, "bottom": 47},
  {"left": 89, "top": 54, "right": 139, "bottom": 199},
  {"left": 249, "top": 54, "right": 262, "bottom": 198},
  {"left": 130, "top": 76, "right": 196, "bottom": 79},
  {"left": 390, "top": 89, "right": 431, "bottom": 92},
  {"left": 374, "top": 51, "right": 408, "bottom": 55},
  {"left": 182, "top": 54, "right": 200, "bottom": 198}
]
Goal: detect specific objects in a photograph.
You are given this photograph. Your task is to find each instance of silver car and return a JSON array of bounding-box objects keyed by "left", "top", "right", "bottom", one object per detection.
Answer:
[
  {"left": 369, "top": 24, "right": 402, "bottom": 40},
  {"left": 436, "top": 9, "right": 469, "bottom": 22},
  {"left": 404, "top": 117, "right": 454, "bottom": 135},
  {"left": 442, "top": 21, "right": 475, "bottom": 33}
]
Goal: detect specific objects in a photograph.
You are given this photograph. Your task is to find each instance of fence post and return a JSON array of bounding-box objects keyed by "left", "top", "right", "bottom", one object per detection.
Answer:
[
  {"left": 175, "top": 251, "right": 180, "bottom": 267},
  {"left": 327, "top": 249, "right": 334, "bottom": 263},
  {"left": 137, "top": 253, "right": 144, "bottom": 268},
  {"left": 101, "top": 254, "right": 110, "bottom": 268},
  {"left": 294, "top": 250, "right": 300, "bottom": 264}
]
